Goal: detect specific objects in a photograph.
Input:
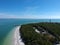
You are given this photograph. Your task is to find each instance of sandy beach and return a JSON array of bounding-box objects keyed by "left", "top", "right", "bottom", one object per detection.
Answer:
[
  {"left": 3, "top": 26, "right": 25, "bottom": 45},
  {"left": 13, "top": 26, "right": 25, "bottom": 45}
]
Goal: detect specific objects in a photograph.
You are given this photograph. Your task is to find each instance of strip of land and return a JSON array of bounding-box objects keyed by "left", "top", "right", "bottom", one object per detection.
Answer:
[
  {"left": 20, "top": 23, "right": 60, "bottom": 45},
  {"left": 13, "top": 26, "right": 25, "bottom": 45}
]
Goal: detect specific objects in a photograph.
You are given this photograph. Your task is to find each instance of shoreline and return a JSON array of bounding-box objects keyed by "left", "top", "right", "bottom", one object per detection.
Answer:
[
  {"left": 13, "top": 26, "right": 25, "bottom": 45},
  {"left": 3, "top": 26, "right": 25, "bottom": 45}
]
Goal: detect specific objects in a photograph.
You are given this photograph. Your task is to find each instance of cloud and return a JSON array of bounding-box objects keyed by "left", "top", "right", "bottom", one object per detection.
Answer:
[
  {"left": 24, "top": 0, "right": 34, "bottom": 2},
  {"left": 26, "top": 6, "right": 39, "bottom": 10},
  {"left": 0, "top": 15, "right": 15, "bottom": 18},
  {"left": 22, "top": 6, "right": 40, "bottom": 15},
  {"left": 25, "top": 6, "right": 40, "bottom": 12},
  {"left": 0, "top": 13, "right": 45, "bottom": 19},
  {"left": 0, "top": 13, "right": 18, "bottom": 18},
  {"left": 0, "top": 12, "right": 60, "bottom": 19}
]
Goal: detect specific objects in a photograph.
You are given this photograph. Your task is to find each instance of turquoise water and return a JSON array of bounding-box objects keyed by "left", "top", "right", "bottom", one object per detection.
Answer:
[{"left": 0, "top": 19, "right": 60, "bottom": 45}]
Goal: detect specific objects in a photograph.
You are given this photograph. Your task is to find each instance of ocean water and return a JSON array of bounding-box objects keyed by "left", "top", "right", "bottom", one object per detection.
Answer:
[{"left": 0, "top": 19, "right": 60, "bottom": 45}]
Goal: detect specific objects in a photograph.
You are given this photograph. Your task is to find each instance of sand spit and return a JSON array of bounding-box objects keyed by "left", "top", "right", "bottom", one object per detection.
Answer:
[{"left": 14, "top": 26, "right": 25, "bottom": 45}]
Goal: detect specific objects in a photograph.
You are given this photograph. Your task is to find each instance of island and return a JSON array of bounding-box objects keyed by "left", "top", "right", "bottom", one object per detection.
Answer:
[{"left": 19, "top": 22, "right": 60, "bottom": 45}]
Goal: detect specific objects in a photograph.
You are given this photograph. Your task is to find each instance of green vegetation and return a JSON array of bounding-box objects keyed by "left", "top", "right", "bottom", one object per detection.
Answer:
[{"left": 19, "top": 22, "right": 60, "bottom": 45}]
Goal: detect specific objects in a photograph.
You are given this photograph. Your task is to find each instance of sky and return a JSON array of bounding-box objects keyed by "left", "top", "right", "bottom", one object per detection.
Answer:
[{"left": 0, "top": 0, "right": 60, "bottom": 19}]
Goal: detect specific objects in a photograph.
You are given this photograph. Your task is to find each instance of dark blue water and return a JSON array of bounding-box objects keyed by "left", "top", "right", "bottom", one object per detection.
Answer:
[{"left": 0, "top": 19, "right": 60, "bottom": 45}]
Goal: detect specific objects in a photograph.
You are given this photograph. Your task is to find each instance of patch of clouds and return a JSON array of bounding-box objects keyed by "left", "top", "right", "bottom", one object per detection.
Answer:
[
  {"left": 0, "top": 12, "right": 60, "bottom": 19},
  {"left": 26, "top": 6, "right": 39, "bottom": 9},
  {"left": 22, "top": 6, "right": 40, "bottom": 15},
  {"left": 24, "top": 0, "right": 34, "bottom": 2},
  {"left": 0, "top": 13, "right": 45, "bottom": 19}
]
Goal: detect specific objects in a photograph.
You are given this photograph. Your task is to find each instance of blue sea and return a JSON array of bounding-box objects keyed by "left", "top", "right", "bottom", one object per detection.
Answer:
[{"left": 0, "top": 19, "right": 60, "bottom": 45}]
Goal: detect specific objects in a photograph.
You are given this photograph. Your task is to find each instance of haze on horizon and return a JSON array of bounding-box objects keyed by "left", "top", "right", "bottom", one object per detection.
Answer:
[{"left": 0, "top": 0, "right": 60, "bottom": 19}]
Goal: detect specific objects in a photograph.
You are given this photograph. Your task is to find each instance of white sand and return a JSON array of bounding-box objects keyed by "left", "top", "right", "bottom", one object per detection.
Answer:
[
  {"left": 13, "top": 26, "right": 25, "bottom": 45},
  {"left": 33, "top": 27, "right": 40, "bottom": 33},
  {"left": 35, "top": 29, "right": 40, "bottom": 33},
  {"left": 3, "top": 26, "right": 25, "bottom": 45}
]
